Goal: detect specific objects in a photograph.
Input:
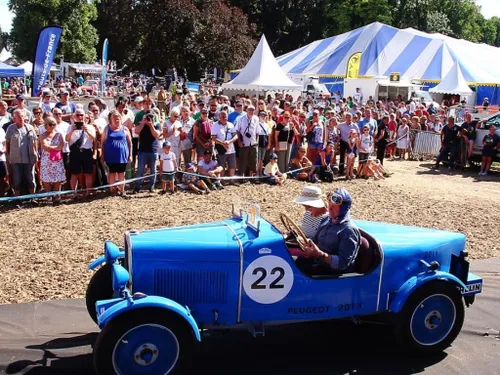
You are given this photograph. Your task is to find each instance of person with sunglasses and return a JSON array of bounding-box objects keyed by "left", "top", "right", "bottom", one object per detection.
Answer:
[{"left": 299, "top": 188, "right": 360, "bottom": 275}]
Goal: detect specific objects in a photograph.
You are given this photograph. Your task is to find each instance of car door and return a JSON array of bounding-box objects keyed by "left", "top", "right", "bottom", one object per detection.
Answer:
[{"left": 239, "top": 235, "right": 382, "bottom": 323}]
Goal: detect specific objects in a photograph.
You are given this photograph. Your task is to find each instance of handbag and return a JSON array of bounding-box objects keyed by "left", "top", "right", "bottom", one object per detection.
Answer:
[
  {"left": 49, "top": 149, "right": 62, "bottom": 161},
  {"left": 215, "top": 126, "right": 230, "bottom": 155}
]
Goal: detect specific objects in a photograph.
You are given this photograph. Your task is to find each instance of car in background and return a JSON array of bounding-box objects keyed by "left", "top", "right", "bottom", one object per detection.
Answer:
[
  {"left": 82, "top": 79, "right": 99, "bottom": 95},
  {"left": 86, "top": 204, "right": 482, "bottom": 374}
]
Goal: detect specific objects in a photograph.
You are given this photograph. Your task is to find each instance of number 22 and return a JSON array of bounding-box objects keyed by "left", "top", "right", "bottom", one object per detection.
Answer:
[{"left": 251, "top": 267, "right": 285, "bottom": 290}]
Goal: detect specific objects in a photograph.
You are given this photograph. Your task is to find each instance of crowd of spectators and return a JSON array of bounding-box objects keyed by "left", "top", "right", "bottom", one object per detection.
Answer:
[{"left": 0, "top": 77, "right": 498, "bottom": 205}]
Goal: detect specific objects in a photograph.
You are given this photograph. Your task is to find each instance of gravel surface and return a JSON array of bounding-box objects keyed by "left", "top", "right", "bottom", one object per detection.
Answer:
[{"left": 0, "top": 160, "right": 498, "bottom": 304}]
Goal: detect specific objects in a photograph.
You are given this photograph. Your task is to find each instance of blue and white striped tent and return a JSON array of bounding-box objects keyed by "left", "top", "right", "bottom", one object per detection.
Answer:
[{"left": 274, "top": 22, "right": 500, "bottom": 105}]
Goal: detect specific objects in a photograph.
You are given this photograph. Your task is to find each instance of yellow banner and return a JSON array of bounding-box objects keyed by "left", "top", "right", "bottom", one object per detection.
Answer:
[{"left": 346, "top": 52, "right": 362, "bottom": 78}]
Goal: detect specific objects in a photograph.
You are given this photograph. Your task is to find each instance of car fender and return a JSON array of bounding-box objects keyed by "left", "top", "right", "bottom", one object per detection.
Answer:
[
  {"left": 389, "top": 271, "right": 467, "bottom": 313},
  {"left": 96, "top": 295, "right": 201, "bottom": 342}
]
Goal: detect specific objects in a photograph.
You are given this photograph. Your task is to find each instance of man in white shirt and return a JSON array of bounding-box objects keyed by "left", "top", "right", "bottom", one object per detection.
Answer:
[
  {"left": 0, "top": 126, "right": 6, "bottom": 197},
  {"left": 234, "top": 105, "right": 259, "bottom": 177},
  {"left": 211, "top": 110, "right": 238, "bottom": 180},
  {"left": 197, "top": 149, "right": 224, "bottom": 190},
  {"left": 353, "top": 88, "right": 363, "bottom": 105}
]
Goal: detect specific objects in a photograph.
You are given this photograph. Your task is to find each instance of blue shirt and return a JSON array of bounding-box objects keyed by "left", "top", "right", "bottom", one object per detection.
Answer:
[
  {"left": 228, "top": 111, "right": 245, "bottom": 125},
  {"left": 313, "top": 215, "right": 360, "bottom": 271}
]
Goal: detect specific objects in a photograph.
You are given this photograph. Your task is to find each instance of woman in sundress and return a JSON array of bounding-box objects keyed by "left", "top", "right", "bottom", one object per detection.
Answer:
[
  {"left": 396, "top": 118, "right": 409, "bottom": 160},
  {"left": 39, "top": 117, "right": 66, "bottom": 205}
]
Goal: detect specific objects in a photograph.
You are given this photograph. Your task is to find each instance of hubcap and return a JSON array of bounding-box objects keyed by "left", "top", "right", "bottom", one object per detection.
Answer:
[
  {"left": 112, "top": 324, "right": 179, "bottom": 374},
  {"left": 410, "top": 294, "right": 456, "bottom": 346},
  {"left": 134, "top": 343, "right": 159, "bottom": 366}
]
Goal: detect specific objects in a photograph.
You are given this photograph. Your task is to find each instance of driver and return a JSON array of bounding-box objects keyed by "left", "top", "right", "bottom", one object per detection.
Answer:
[{"left": 299, "top": 188, "right": 360, "bottom": 274}]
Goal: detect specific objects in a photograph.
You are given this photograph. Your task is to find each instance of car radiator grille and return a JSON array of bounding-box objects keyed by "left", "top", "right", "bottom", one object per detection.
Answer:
[{"left": 154, "top": 269, "right": 228, "bottom": 304}]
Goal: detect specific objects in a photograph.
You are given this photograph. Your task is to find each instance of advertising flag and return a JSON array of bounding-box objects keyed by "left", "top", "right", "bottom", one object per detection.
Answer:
[
  {"left": 101, "top": 39, "right": 109, "bottom": 95},
  {"left": 31, "top": 26, "right": 63, "bottom": 97}
]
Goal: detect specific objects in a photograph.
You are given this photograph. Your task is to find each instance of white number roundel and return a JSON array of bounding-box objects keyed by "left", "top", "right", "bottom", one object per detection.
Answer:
[{"left": 243, "top": 255, "right": 294, "bottom": 304}]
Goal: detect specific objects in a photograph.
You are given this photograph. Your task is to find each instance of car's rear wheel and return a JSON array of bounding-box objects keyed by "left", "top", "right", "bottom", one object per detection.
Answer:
[
  {"left": 86, "top": 264, "right": 113, "bottom": 324},
  {"left": 94, "top": 308, "right": 194, "bottom": 375},
  {"left": 395, "top": 280, "right": 465, "bottom": 355}
]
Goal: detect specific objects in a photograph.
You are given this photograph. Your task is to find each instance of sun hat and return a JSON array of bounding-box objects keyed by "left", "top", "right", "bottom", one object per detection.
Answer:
[{"left": 295, "top": 186, "right": 325, "bottom": 208}]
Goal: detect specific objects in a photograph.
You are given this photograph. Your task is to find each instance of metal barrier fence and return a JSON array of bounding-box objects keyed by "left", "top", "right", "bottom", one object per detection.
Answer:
[{"left": 412, "top": 131, "right": 441, "bottom": 158}]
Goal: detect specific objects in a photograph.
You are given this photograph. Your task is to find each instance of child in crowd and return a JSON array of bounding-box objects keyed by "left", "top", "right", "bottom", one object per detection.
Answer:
[
  {"left": 159, "top": 141, "right": 177, "bottom": 194},
  {"left": 357, "top": 125, "right": 373, "bottom": 177},
  {"left": 363, "top": 158, "right": 386, "bottom": 180},
  {"left": 182, "top": 163, "right": 210, "bottom": 194},
  {"left": 264, "top": 153, "right": 287, "bottom": 185},
  {"left": 346, "top": 129, "right": 359, "bottom": 180}
]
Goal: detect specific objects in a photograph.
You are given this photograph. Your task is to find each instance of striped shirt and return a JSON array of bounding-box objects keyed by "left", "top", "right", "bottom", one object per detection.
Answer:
[{"left": 301, "top": 212, "right": 328, "bottom": 239}]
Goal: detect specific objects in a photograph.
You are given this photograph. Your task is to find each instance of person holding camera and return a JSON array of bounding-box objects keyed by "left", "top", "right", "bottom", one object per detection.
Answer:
[
  {"left": 65, "top": 109, "right": 96, "bottom": 199},
  {"left": 234, "top": 105, "right": 259, "bottom": 178},
  {"left": 101, "top": 110, "right": 132, "bottom": 197},
  {"left": 134, "top": 111, "right": 161, "bottom": 193}
]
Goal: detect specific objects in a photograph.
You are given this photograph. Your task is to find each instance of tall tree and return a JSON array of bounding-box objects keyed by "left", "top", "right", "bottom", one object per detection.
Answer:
[
  {"left": 8, "top": 0, "right": 98, "bottom": 62},
  {"left": 0, "top": 27, "right": 8, "bottom": 50}
]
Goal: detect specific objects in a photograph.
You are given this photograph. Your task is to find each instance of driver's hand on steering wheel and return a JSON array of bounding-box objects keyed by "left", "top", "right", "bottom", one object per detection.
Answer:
[{"left": 303, "top": 239, "right": 321, "bottom": 258}]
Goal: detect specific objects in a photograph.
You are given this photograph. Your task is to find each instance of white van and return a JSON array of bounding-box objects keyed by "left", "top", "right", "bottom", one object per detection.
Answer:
[{"left": 287, "top": 74, "right": 331, "bottom": 99}]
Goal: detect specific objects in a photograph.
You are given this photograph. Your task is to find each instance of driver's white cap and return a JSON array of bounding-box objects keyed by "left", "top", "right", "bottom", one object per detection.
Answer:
[{"left": 295, "top": 186, "right": 325, "bottom": 208}]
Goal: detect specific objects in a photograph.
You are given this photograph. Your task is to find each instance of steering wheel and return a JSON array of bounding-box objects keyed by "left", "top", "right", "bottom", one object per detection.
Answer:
[{"left": 280, "top": 213, "right": 308, "bottom": 251}]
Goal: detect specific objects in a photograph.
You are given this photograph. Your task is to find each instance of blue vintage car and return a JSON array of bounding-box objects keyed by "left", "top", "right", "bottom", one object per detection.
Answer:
[{"left": 87, "top": 205, "right": 483, "bottom": 375}]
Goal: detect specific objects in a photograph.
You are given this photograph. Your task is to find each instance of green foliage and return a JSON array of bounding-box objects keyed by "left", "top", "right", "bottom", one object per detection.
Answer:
[
  {"left": 8, "top": 0, "right": 98, "bottom": 62},
  {"left": 0, "top": 27, "right": 8, "bottom": 50}
]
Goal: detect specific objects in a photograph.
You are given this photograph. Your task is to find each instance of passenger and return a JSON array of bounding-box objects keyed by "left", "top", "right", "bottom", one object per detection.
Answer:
[
  {"left": 294, "top": 186, "right": 328, "bottom": 239},
  {"left": 298, "top": 188, "right": 360, "bottom": 275}
]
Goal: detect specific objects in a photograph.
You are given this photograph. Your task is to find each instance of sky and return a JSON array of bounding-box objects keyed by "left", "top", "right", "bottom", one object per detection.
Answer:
[{"left": 0, "top": 0, "right": 500, "bottom": 34}]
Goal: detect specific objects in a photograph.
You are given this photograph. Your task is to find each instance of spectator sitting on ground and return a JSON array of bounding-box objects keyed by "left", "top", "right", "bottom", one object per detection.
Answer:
[
  {"left": 264, "top": 153, "right": 287, "bottom": 185},
  {"left": 361, "top": 158, "right": 386, "bottom": 180},
  {"left": 181, "top": 162, "right": 210, "bottom": 194},
  {"left": 289, "top": 146, "right": 316, "bottom": 182},
  {"left": 197, "top": 149, "right": 224, "bottom": 190},
  {"left": 159, "top": 141, "right": 177, "bottom": 194}
]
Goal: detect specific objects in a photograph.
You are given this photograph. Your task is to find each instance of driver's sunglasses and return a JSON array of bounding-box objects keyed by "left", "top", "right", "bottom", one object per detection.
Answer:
[{"left": 327, "top": 192, "right": 344, "bottom": 205}]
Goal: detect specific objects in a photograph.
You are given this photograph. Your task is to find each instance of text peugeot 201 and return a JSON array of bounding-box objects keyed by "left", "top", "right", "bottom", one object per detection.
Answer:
[{"left": 86, "top": 204, "right": 482, "bottom": 374}]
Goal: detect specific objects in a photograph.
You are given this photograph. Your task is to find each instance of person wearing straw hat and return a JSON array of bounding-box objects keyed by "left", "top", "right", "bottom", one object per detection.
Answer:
[{"left": 295, "top": 185, "right": 328, "bottom": 239}]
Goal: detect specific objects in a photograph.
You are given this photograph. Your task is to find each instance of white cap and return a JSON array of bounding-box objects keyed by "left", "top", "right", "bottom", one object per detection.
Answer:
[
  {"left": 135, "top": 96, "right": 144, "bottom": 103},
  {"left": 295, "top": 186, "right": 325, "bottom": 208}
]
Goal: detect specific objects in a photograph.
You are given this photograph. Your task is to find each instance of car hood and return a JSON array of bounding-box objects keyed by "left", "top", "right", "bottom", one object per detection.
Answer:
[
  {"left": 128, "top": 219, "right": 247, "bottom": 263},
  {"left": 355, "top": 220, "right": 466, "bottom": 254}
]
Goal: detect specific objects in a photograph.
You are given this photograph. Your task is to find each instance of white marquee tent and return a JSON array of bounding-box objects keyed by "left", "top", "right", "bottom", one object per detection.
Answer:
[
  {"left": 18, "top": 61, "right": 33, "bottom": 76},
  {"left": 222, "top": 35, "right": 300, "bottom": 92},
  {"left": 429, "top": 61, "right": 473, "bottom": 96},
  {"left": 0, "top": 48, "right": 12, "bottom": 63}
]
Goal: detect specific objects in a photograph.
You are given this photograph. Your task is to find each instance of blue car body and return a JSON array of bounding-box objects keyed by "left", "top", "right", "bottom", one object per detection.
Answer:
[{"left": 90, "top": 213, "right": 482, "bottom": 333}]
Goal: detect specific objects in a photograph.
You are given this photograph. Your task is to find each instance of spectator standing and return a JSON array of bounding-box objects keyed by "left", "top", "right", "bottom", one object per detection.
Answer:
[
  {"left": 338, "top": 113, "right": 359, "bottom": 175},
  {"left": 0, "top": 101, "right": 12, "bottom": 132},
  {"left": 40, "top": 91, "right": 55, "bottom": 113},
  {"left": 65, "top": 109, "right": 96, "bottom": 198},
  {"left": 433, "top": 116, "right": 461, "bottom": 170},
  {"left": 235, "top": 105, "right": 259, "bottom": 178},
  {"left": 159, "top": 141, "right": 177, "bottom": 194},
  {"left": 163, "top": 108, "right": 182, "bottom": 162},
  {"left": 50, "top": 108, "right": 72, "bottom": 185},
  {"left": 134, "top": 112, "right": 161, "bottom": 193},
  {"left": 256, "top": 111, "right": 272, "bottom": 175},
  {"left": 375, "top": 115, "right": 389, "bottom": 165},
  {"left": 274, "top": 111, "right": 293, "bottom": 173},
  {"left": 306, "top": 110, "right": 324, "bottom": 165},
  {"left": 5, "top": 109, "right": 38, "bottom": 196},
  {"left": 193, "top": 108, "right": 213, "bottom": 161},
  {"left": 396, "top": 118, "right": 409, "bottom": 159},
  {"left": 211, "top": 110, "right": 238, "bottom": 182},
  {"left": 102, "top": 110, "right": 132, "bottom": 196},
  {"left": 0, "top": 126, "right": 6, "bottom": 196},
  {"left": 479, "top": 125, "right": 500, "bottom": 176},
  {"left": 346, "top": 129, "right": 359, "bottom": 180},
  {"left": 55, "top": 90, "right": 76, "bottom": 122},
  {"left": 178, "top": 106, "right": 195, "bottom": 165},
  {"left": 39, "top": 117, "right": 66, "bottom": 205}
]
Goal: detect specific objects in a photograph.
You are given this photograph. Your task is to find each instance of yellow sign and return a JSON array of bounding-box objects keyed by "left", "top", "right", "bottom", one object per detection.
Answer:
[
  {"left": 346, "top": 52, "right": 362, "bottom": 78},
  {"left": 390, "top": 72, "right": 400, "bottom": 82}
]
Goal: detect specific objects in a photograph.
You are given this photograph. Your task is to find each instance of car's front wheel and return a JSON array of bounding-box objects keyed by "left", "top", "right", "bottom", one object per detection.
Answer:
[
  {"left": 94, "top": 308, "right": 194, "bottom": 375},
  {"left": 86, "top": 264, "right": 113, "bottom": 324},
  {"left": 395, "top": 280, "right": 465, "bottom": 355}
]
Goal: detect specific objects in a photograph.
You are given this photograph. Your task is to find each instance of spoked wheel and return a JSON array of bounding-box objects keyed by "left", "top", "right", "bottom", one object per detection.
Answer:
[
  {"left": 94, "top": 308, "right": 194, "bottom": 375},
  {"left": 395, "top": 281, "right": 465, "bottom": 355},
  {"left": 280, "top": 213, "right": 308, "bottom": 250}
]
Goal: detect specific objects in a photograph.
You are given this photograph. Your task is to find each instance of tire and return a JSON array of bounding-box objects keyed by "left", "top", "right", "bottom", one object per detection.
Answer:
[
  {"left": 394, "top": 280, "right": 465, "bottom": 355},
  {"left": 86, "top": 264, "right": 113, "bottom": 324},
  {"left": 94, "top": 308, "right": 195, "bottom": 375}
]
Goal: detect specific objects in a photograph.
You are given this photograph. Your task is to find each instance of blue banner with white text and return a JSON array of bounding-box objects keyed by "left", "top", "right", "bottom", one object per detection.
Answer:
[
  {"left": 101, "top": 39, "right": 109, "bottom": 94},
  {"left": 32, "top": 26, "right": 63, "bottom": 97}
]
